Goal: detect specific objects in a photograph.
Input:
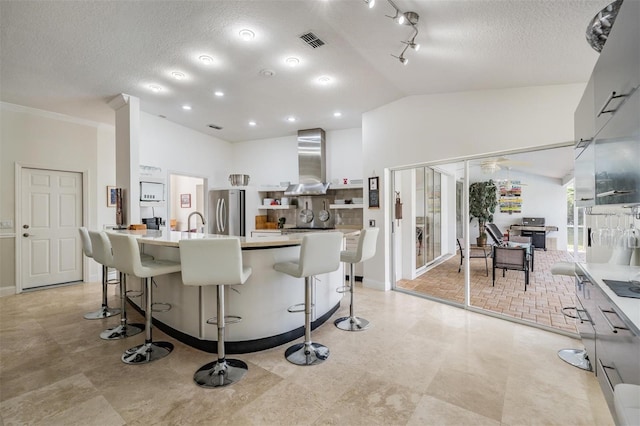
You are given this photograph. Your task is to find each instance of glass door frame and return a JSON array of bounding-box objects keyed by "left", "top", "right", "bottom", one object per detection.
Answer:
[{"left": 389, "top": 141, "right": 578, "bottom": 334}]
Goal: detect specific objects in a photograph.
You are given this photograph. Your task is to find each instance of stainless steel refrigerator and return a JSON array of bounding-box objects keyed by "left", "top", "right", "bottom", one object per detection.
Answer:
[{"left": 209, "top": 189, "right": 245, "bottom": 236}]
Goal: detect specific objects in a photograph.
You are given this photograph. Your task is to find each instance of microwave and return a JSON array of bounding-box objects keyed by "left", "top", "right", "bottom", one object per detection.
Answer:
[{"left": 140, "top": 181, "right": 164, "bottom": 202}]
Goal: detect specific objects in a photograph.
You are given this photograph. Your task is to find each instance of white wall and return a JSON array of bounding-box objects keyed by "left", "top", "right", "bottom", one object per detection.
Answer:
[
  {"left": 362, "top": 83, "right": 586, "bottom": 290},
  {"left": 0, "top": 103, "right": 112, "bottom": 289},
  {"left": 483, "top": 170, "right": 568, "bottom": 251},
  {"left": 0, "top": 105, "right": 234, "bottom": 294},
  {"left": 231, "top": 128, "right": 363, "bottom": 187}
]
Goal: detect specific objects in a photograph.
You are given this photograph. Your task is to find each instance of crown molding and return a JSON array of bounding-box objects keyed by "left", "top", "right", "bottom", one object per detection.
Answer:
[{"left": 1, "top": 102, "right": 113, "bottom": 130}]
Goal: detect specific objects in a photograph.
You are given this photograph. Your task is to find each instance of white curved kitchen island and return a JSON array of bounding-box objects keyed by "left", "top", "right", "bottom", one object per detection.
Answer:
[{"left": 115, "top": 230, "right": 345, "bottom": 354}]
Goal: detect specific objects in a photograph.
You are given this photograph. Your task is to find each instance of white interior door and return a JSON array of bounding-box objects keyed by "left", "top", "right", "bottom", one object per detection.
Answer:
[{"left": 21, "top": 168, "right": 83, "bottom": 289}]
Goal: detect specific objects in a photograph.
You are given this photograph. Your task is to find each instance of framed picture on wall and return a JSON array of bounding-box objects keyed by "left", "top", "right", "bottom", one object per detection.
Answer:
[
  {"left": 107, "top": 186, "right": 117, "bottom": 207},
  {"left": 180, "top": 193, "right": 191, "bottom": 208},
  {"left": 368, "top": 177, "right": 379, "bottom": 208}
]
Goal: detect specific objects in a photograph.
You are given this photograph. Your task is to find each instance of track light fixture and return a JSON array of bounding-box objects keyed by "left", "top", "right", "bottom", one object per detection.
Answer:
[{"left": 365, "top": 0, "right": 421, "bottom": 65}]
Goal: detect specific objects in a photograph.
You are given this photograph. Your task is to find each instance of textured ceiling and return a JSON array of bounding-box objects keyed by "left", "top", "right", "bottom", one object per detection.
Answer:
[{"left": 0, "top": 0, "right": 610, "bottom": 143}]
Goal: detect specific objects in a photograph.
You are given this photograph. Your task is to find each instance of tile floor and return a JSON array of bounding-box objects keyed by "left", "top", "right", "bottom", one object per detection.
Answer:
[
  {"left": 0, "top": 281, "right": 613, "bottom": 425},
  {"left": 397, "top": 249, "right": 582, "bottom": 333}
]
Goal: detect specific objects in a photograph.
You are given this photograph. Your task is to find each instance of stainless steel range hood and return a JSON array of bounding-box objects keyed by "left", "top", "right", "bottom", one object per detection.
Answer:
[{"left": 284, "top": 128, "right": 330, "bottom": 196}]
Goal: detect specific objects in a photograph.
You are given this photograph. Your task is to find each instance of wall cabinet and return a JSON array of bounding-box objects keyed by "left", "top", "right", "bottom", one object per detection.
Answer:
[
  {"left": 594, "top": 89, "right": 640, "bottom": 205},
  {"left": 574, "top": 0, "right": 640, "bottom": 206},
  {"left": 591, "top": 0, "right": 640, "bottom": 134}
]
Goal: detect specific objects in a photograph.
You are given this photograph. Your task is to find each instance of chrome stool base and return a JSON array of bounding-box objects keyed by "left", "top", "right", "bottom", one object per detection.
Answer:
[
  {"left": 194, "top": 359, "right": 248, "bottom": 388},
  {"left": 100, "top": 323, "right": 144, "bottom": 340},
  {"left": 83, "top": 306, "right": 121, "bottom": 320},
  {"left": 557, "top": 348, "right": 591, "bottom": 371},
  {"left": 334, "top": 315, "right": 370, "bottom": 331},
  {"left": 285, "top": 342, "right": 329, "bottom": 366},
  {"left": 122, "top": 341, "right": 174, "bottom": 365}
]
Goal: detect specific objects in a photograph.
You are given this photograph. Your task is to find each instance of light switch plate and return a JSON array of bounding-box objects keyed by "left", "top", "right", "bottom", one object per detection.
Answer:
[{"left": 0, "top": 219, "right": 13, "bottom": 229}]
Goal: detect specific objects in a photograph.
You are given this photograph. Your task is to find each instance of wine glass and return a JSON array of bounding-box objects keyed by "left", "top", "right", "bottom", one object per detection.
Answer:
[
  {"left": 623, "top": 219, "right": 640, "bottom": 249},
  {"left": 610, "top": 215, "right": 624, "bottom": 247},
  {"left": 597, "top": 215, "right": 611, "bottom": 247}
]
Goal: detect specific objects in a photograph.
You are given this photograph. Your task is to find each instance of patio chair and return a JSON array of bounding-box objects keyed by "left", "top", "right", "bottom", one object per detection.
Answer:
[
  {"left": 507, "top": 235, "right": 535, "bottom": 271},
  {"left": 485, "top": 223, "right": 506, "bottom": 247},
  {"left": 457, "top": 238, "right": 490, "bottom": 276},
  {"left": 492, "top": 245, "right": 529, "bottom": 291}
]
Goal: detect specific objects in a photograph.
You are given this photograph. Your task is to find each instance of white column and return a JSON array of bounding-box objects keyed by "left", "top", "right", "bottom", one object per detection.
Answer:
[{"left": 108, "top": 94, "right": 141, "bottom": 225}]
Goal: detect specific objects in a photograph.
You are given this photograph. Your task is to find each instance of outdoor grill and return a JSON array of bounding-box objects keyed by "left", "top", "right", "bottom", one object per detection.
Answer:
[{"left": 510, "top": 217, "right": 558, "bottom": 251}]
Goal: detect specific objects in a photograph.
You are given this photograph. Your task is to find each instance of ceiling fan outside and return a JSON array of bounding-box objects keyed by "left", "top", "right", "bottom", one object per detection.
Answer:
[{"left": 480, "top": 156, "right": 531, "bottom": 174}]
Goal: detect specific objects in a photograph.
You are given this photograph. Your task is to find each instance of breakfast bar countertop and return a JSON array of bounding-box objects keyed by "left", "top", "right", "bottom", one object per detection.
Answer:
[
  {"left": 116, "top": 228, "right": 359, "bottom": 249},
  {"left": 128, "top": 229, "right": 302, "bottom": 249}
]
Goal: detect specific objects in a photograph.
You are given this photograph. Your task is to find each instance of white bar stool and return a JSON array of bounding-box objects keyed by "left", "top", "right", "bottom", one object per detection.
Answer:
[
  {"left": 334, "top": 228, "right": 379, "bottom": 331},
  {"left": 88, "top": 230, "right": 144, "bottom": 340},
  {"left": 108, "top": 232, "right": 181, "bottom": 365},
  {"left": 274, "top": 232, "right": 343, "bottom": 366},
  {"left": 79, "top": 227, "right": 120, "bottom": 320},
  {"left": 179, "top": 237, "right": 252, "bottom": 388}
]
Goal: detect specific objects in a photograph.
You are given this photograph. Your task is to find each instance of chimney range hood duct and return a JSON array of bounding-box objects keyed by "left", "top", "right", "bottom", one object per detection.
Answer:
[{"left": 284, "top": 128, "right": 330, "bottom": 196}]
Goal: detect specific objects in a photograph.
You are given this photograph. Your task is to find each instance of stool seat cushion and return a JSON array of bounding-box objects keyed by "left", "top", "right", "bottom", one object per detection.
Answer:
[
  {"left": 274, "top": 232, "right": 343, "bottom": 278},
  {"left": 179, "top": 238, "right": 251, "bottom": 286},
  {"left": 340, "top": 228, "right": 379, "bottom": 265},
  {"left": 274, "top": 261, "right": 303, "bottom": 278},
  {"left": 108, "top": 232, "right": 180, "bottom": 279},
  {"left": 614, "top": 383, "right": 640, "bottom": 426},
  {"left": 551, "top": 261, "right": 575, "bottom": 276}
]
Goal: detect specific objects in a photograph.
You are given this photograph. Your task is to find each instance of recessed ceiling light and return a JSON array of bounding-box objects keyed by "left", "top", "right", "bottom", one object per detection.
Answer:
[
  {"left": 316, "top": 75, "right": 332, "bottom": 85},
  {"left": 239, "top": 29, "right": 255, "bottom": 41},
  {"left": 171, "top": 71, "right": 185, "bottom": 80},
  {"left": 248, "top": 121, "right": 257, "bottom": 126},
  {"left": 285, "top": 57, "right": 300, "bottom": 67},
  {"left": 198, "top": 55, "right": 214, "bottom": 64},
  {"left": 148, "top": 84, "right": 163, "bottom": 93},
  {"left": 214, "top": 91, "right": 224, "bottom": 97},
  {"left": 182, "top": 105, "right": 192, "bottom": 111},
  {"left": 259, "top": 69, "right": 276, "bottom": 77},
  {"left": 287, "top": 116, "right": 296, "bottom": 122},
  {"left": 333, "top": 111, "right": 342, "bottom": 117}
]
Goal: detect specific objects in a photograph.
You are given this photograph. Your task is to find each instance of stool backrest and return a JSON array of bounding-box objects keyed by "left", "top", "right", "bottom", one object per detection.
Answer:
[
  {"left": 353, "top": 227, "right": 379, "bottom": 263},
  {"left": 88, "top": 230, "right": 114, "bottom": 268},
  {"left": 179, "top": 238, "right": 248, "bottom": 286},
  {"left": 107, "top": 232, "right": 143, "bottom": 277},
  {"left": 78, "top": 227, "right": 92, "bottom": 258},
  {"left": 298, "top": 232, "right": 343, "bottom": 277}
]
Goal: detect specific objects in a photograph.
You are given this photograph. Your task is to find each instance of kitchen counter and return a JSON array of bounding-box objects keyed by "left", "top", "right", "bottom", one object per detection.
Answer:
[
  {"left": 111, "top": 229, "right": 348, "bottom": 353},
  {"left": 128, "top": 229, "right": 303, "bottom": 249},
  {"left": 578, "top": 263, "right": 640, "bottom": 333}
]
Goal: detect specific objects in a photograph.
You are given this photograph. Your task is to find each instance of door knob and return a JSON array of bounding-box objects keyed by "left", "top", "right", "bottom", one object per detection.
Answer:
[
  {"left": 23, "top": 233, "right": 29, "bottom": 237},
  {"left": 23, "top": 224, "right": 29, "bottom": 229}
]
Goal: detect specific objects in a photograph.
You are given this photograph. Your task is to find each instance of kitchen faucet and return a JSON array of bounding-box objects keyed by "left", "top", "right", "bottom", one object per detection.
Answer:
[{"left": 187, "top": 211, "right": 205, "bottom": 233}]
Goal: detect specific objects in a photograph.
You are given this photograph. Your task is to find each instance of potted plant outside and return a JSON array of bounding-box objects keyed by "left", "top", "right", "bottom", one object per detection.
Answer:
[{"left": 469, "top": 179, "right": 498, "bottom": 246}]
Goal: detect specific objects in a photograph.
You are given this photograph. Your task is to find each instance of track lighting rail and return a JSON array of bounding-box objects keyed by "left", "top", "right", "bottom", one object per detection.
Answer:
[{"left": 363, "top": 0, "right": 421, "bottom": 65}]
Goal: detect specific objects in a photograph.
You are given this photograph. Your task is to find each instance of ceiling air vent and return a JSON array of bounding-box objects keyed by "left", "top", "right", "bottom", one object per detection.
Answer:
[
  {"left": 207, "top": 124, "right": 223, "bottom": 130},
  {"left": 299, "top": 32, "right": 325, "bottom": 48}
]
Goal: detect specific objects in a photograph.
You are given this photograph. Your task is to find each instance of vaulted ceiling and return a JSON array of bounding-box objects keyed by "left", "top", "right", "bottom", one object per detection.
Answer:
[{"left": 1, "top": 0, "right": 610, "bottom": 142}]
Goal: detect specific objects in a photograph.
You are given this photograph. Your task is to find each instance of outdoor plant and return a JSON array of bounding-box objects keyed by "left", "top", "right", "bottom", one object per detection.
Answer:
[{"left": 469, "top": 179, "right": 498, "bottom": 245}]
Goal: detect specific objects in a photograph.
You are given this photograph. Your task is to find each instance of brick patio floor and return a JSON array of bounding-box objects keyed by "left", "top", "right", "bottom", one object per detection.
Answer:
[{"left": 396, "top": 249, "right": 584, "bottom": 334}]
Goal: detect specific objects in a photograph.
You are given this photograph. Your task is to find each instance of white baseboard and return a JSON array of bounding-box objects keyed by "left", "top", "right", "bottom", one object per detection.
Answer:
[
  {"left": 363, "top": 278, "right": 388, "bottom": 291},
  {"left": 0, "top": 285, "right": 16, "bottom": 297}
]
